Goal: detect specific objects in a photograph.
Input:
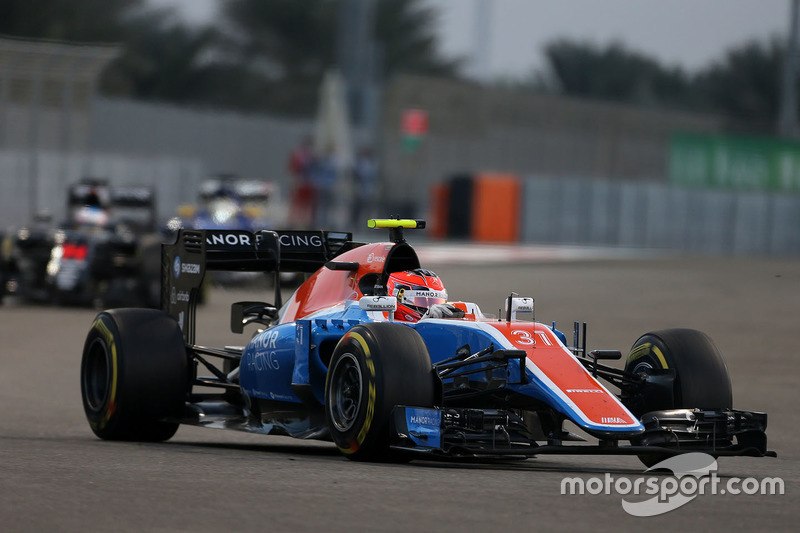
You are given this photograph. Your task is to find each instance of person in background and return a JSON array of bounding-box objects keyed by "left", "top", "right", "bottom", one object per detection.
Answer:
[
  {"left": 351, "top": 145, "right": 378, "bottom": 229},
  {"left": 309, "top": 145, "right": 338, "bottom": 228},
  {"left": 287, "top": 135, "right": 315, "bottom": 227}
]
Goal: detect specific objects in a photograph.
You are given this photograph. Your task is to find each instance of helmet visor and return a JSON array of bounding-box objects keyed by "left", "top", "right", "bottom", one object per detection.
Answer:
[{"left": 401, "top": 289, "right": 447, "bottom": 309}]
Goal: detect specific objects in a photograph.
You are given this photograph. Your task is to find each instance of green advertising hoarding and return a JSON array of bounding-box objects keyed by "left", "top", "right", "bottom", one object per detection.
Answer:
[{"left": 669, "top": 132, "right": 800, "bottom": 192}]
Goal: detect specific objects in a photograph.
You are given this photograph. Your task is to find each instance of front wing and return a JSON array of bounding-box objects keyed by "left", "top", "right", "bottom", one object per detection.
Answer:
[{"left": 391, "top": 406, "right": 775, "bottom": 459}]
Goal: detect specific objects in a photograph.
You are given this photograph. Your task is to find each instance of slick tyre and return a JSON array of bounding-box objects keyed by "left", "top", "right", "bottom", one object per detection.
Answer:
[
  {"left": 626, "top": 328, "right": 732, "bottom": 412},
  {"left": 81, "top": 309, "right": 188, "bottom": 441},
  {"left": 325, "top": 323, "right": 435, "bottom": 462},
  {"left": 625, "top": 328, "right": 733, "bottom": 467}
]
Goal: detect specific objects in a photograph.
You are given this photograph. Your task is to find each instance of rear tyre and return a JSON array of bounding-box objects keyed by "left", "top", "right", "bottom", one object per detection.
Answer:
[
  {"left": 325, "top": 323, "right": 435, "bottom": 461},
  {"left": 625, "top": 328, "right": 732, "bottom": 466},
  {"left": 81, "top": 309, "right": 188, "bottom": 441}
]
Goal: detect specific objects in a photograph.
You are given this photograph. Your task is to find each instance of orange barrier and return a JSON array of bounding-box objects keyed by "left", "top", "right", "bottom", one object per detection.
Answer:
[
  {"left": 471, "top": 172, "right": 521, "bottom": 242},
  {"left": 428, "top": 182, "right": 450, "bottom": 239}
]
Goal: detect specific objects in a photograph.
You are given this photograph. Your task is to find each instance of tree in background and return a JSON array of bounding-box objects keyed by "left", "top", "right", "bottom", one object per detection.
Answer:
[
  {"left": 0, "top": 0, "right": 457, "bottom": 116},
  {"left": 217, "top": 0, "right": 337, "bottom": 115},
  {"left": 100, "top": 21, "right": 237, "bottom": 107},
  {"left": 693, "top": 38, "right": 784, "bottom": 132},
  {"left": 0, "top": 0, "right": 789, "bottom": 132},
  {"left": 374, "top": 0, "right": 459, "bottom": 78},
  {"left": 538, "top": 38, "right": 787, "bottom": 133},
  {"left": 0, "top": 0, "right": 235, "bottom": 107},
  {"left": 0, "top": 0, "right": 141, "bottom": 41},
  {"left": 542, "top": 39, "right": 692, "bottom": 108},
  {"left": 220, "top": 0, "right": 458, "bottom": 115}
]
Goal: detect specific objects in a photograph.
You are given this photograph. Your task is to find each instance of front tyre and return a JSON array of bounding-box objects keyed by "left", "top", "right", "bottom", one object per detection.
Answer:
[
  {"left": 81, "top": 309, "right": 188, "bottom": 441},
  {"left": 325, "top": 323, "right": 435, "bottom": 461},
  {"left": 625, "top": 328, "right": 733, "bottom": 466},
  {"left": 625, "top": 328, "right": 732, "bottom": 414}
]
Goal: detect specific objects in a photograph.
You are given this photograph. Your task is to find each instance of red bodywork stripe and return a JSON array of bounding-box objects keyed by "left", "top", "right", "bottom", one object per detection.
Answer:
[{"left": 486, "top": 322, "right": 636, "bottom": 426}]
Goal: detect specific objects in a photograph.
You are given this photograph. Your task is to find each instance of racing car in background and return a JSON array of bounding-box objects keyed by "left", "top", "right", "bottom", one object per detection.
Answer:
[
  {"left": 164, "top": 175, "right": 295, "bottom": 287},
  {"left": 80, "top": 219, "right": 774, "bottom": 465},
  {"left": 164, "top": 175, "right": 279, "bottom": 237},
  {"left": 1, "top": 211, "right": 55, "bottom": 304},
  {"left": 1, "top": 178, "right": 161, "bottom": 308}
]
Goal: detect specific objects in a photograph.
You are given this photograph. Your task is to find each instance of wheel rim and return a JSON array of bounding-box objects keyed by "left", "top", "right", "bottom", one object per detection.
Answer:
[
  {"left": 83, "top": 338, "right": 111, "bottom": 412},
  {"left": 328, "top": 352, "right": 362, "bottom": 432},
  {"left": 631, "top": 360, "right": 655, "bottom": 375}
]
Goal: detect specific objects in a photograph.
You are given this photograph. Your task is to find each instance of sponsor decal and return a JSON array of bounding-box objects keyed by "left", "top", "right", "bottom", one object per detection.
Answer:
[
  {"left": 560, "top": 453, "right": 784, "bottom": 517},
  {"left": 359, "top": 296, "right": 397, "bottom": 311},
  {"left": 206, "top": 232, "right": 253, "bottom": 247},
  {"left": 268, "top": 392, "right": 295, "bottom": 401},
  {"left": 176, "top": 290, "right": 190, "bottom": 302},
  {"left": 91, "top": 317, "right": 118, "bottom": 430},
  {"left": 337, "top": 331, "right": 376, "bottom": 454},
  {"left": 411, "top": 290, "right": 443, "bottom": 299},
  {"left": 628, "top": 342, "right": 669, "bottom": 369},
  {"left": 181, "top": 262, "right": 200, "bottom": 275},
  {"left": 566, "top": 389, "right": 604, "bottom": 393},
  {"left": 173, "top": 256, "right": 181, "bottom": 278},
  {"left": 362, "top": 302, "right": 392, "bottom": 310},
  {"left": 253, "top": 330, "right": 280, "bottom": 350},
  {"left": 405, "top": 408, "right": 442, "bottom": 448},
  {"left": 279, "top": 233, "right": 323, "bottom": 248},
  {"left": 253, "top": 351, "right": 280, "bottom": 371},
  {"left": 409, "top": 413, "right": 440, "bottom": 426},
  {"left": 601, "top": 417, "right": 629, "bottom": 424},
  {"left": 366, "top": 252, "right": 385, "bottom": 263}
]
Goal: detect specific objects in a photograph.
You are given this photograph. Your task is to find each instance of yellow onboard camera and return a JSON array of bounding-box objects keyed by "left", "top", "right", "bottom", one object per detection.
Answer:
[{"left": 367, "top": 219, "right": 426, "bottom": 242}]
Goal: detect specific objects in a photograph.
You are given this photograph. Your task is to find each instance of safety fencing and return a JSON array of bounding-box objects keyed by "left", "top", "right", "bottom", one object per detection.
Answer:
[{"left": 430, "top": 174, "right": 800, "bottom": 256}]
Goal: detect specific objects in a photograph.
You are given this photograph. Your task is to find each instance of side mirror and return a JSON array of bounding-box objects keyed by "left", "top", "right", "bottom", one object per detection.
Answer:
[
  {"left": 231, "top": 301, "right": 278, "bottom": 333},
  {"left": 587, "top": 350, "right": 623, "bottom": 377},
  {"left": 506, "top": 296, "right": 534, "bottom": 321}
]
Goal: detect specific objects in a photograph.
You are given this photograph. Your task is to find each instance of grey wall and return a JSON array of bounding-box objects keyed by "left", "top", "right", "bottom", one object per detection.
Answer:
[
  {"left": 2, "top": 72, "right": 795, "bottom": 257},
  {"left": 0, "top": 149, "right": 205, "bottom": 228},
  {"left": 379, "top": 76, "right": 726, "bottom": 215},
  {"left": 521, "top": 177, "right": 800, "bottom": 256},
  {"left": 90, "top": 98, "right": 316, "bottom": 189}
]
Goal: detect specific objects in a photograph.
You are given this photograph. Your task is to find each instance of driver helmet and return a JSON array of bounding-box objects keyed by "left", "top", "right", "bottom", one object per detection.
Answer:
[
  {"left": 386, "top": 268, "right": 447, "bottom": 322},
  {"left": 74, "top": 205, "right": 109, "bottom": 227}
]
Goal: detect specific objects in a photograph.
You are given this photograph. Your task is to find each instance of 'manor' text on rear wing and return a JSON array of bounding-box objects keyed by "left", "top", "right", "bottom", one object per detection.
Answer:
[{"left": 162, "top": 228, "right": 356, "bottom": 343}]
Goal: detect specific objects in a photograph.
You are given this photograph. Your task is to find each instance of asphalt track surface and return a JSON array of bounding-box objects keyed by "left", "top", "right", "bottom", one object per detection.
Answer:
[{"left": 1, "top": 246, "right": 798, "bottom": 532}]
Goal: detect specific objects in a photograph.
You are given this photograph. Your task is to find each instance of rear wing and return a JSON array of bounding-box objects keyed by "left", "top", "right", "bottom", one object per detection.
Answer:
[
  {"left": 67, "top": 179, "right": 110, "bottom": 207},
  {"left": 111, "top": 187, "right": 156, "bottom": 231},
  {"left": 162, "top": 228, "right": 357, "bottom": 343},
  {"left": 111, "top": 186, "right": 155, "bottom": 208}
]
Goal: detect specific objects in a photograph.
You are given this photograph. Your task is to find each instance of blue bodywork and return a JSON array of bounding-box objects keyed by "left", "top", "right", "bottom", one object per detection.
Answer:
[
  {"left": 151, "top": 227, "right": 773, "bottom": 461},
  {"left": 237, "top": 300, "right": 644, "bottom": 438}
]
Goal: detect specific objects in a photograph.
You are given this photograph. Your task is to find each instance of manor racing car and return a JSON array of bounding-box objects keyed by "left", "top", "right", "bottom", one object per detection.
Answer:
[{"left": 80, "top": 220, "right": 774, "bottom": 464}]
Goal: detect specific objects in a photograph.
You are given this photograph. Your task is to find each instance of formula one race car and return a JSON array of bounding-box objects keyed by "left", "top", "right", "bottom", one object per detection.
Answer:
[
  {"left": 163, "top": 175, "right": 293, "bottom": 288},
  {"left": 79, "top": 220, "right": 774, "bottom": 465},
  {"left": 164, "top": 176, "right": 277, "bottom": 237},
  {"left": 2, "top": 179, "right": 161, "bottom": 308}
]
